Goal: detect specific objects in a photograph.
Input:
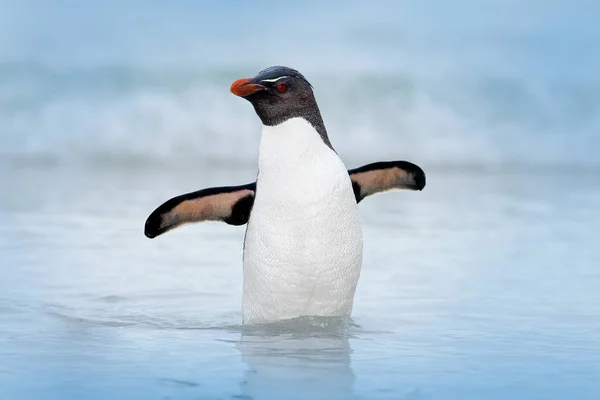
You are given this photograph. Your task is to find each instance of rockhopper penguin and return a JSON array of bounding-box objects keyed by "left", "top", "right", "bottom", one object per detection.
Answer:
[{"left": 144, "top": 66, "right": 426, "bottom": 324}]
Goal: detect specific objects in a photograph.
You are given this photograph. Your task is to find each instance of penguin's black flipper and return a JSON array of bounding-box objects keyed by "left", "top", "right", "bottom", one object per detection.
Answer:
[
  {"left": 349, "top": 161, "right": 426, "bottom": 203},
  {"left": 144, "top": 182, "right": 256, "bottom": 238},
  {"left": 144, "top": 161, "right": 425, "bottom": 238}
]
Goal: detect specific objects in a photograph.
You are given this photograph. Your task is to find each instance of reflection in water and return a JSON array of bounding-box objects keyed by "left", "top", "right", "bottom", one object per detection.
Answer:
[{"left": 235, "top": 317, "right": 358, "bottom": 400}]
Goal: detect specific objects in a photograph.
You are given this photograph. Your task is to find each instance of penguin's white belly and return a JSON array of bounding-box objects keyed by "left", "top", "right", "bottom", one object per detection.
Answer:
[{"left": 242, "top": 118, "right": 363, "bottom": 324}]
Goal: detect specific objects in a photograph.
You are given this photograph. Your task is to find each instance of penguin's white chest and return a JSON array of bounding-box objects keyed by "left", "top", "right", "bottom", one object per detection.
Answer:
[{"left": 242, "top": 118, "right": 363, "bottom": 324}]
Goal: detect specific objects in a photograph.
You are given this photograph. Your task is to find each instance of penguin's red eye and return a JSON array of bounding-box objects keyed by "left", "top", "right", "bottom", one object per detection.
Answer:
[{"left": 277, "top": 84, "right": 287, "bottom": 93}]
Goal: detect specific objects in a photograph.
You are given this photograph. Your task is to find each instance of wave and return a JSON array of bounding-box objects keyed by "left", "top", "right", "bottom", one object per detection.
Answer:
[
  {"left": 1, "top": 1, "right": 598, "bottom": 169},
  {"left": 1, "top": 65, "right": 598, "bottom": 169}
]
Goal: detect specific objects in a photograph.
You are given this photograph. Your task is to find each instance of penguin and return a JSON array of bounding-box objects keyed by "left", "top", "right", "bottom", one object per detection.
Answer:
[{"left": 144, "top": 66, "right": 425, "bottom": 324}]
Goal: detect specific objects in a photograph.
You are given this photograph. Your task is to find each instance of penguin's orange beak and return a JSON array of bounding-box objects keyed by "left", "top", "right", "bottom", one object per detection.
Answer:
[{"left": 230, "top": 78, "right": 265, "bottom": 97}]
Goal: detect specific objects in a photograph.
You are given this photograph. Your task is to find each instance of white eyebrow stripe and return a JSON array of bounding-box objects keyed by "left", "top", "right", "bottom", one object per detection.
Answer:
[{"left": 259, "top": 76, "right": 289, "bottom": 83}]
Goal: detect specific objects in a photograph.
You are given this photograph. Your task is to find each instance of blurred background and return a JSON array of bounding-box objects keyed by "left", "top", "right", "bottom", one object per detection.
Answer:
[
  {"left": 1, "top": 0, "right": 599, "bottom": 168},
  {"left": 1, "top": 1, "right": 599, "bottom": 400}
]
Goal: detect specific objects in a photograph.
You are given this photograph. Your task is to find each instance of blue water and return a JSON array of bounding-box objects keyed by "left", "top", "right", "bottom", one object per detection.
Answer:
[
  {"left": 1, "top": 0, "right": 599, "bottom": 167},
  {"left": 1, "top": 166, "right": 599, "bottom": 399},
  {"left": 1, "top": 1, "right": 600, "bottom": 399}
]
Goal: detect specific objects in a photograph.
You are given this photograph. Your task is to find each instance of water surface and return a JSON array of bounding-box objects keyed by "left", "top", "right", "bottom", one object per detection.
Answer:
[{"left": 1, "top": 165, "right": 598, "bottom": 399}]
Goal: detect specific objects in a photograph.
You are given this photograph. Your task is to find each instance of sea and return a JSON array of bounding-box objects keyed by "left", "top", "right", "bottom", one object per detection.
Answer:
[{"left": 1, "top": 1, "right": 599, "bottom": 399}]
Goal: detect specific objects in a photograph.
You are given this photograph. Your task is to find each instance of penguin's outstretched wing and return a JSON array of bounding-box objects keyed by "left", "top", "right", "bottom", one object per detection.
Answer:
[
  {"left": 144, "top": 182, "right": 256, "bottom": 238},
  {"left": 145, "top": 161, "right": 425, "bottom": 238},
  {"left": 349, "top": 161, "right": 426, "bottom": 203}
]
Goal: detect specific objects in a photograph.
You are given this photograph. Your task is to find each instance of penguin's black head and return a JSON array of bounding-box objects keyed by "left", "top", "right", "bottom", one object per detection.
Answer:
[{"left": 230, "top": 66, "right": 321, "bottom": 128}]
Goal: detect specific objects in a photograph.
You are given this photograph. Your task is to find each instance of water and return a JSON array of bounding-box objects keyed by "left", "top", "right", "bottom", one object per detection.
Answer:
[
  {"left": 1, "top": 1, "right": 600, "bottom": 399},
  {"left": 1, "top": 1, "right": 600, "bottom": 168},
  {"left": 1, "top": 165, "right": 599, "bottom": 399}
]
